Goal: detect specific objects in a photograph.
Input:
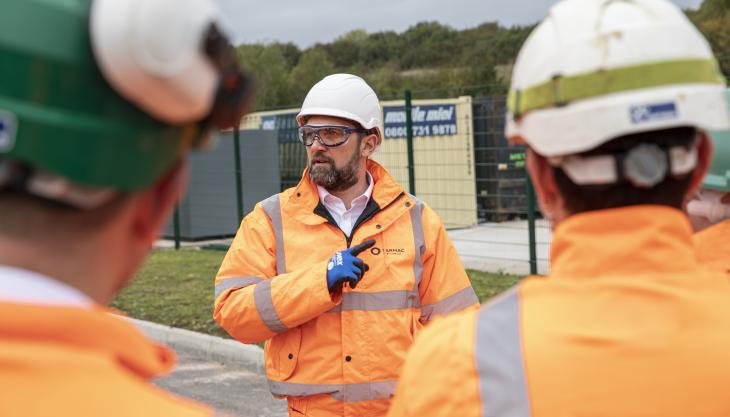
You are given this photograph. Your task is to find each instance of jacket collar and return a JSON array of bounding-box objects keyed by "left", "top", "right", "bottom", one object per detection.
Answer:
[
  {"left": 283, "top": 160, "right": 406, "bottom": 226},
  {"left": 549, "top": 205, "right": 698, "bottom": 279},
  {"left": 694, "top": 219, "right": 730, "bottom": 273},
  {"left": 0, "top": 302, "right": 175, "bottom": 379}
]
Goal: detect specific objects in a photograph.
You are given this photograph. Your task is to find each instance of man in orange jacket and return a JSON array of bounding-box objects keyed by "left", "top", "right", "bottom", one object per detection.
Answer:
[
  {"left": 688, "top": 90, "right": 730, "bottom": 273},
  {"left": 387, "top": 1, "right": 730, "bottom": 416},
  {"left": 0, "top": 0, "right": 252, "bottom": 416},
  {"left": 214, "top": 73, "right": 477, "bottom": 417}
]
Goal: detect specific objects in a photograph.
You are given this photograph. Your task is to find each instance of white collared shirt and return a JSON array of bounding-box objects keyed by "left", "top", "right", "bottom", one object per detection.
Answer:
[
  {"left": 317, "top": 172, "right": 374, "bottom": 237},
  {"left": 0, "top": 265, "right": 94, "bottom": 308}
]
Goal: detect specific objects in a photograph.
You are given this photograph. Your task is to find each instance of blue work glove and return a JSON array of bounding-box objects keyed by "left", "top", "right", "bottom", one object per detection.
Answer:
[{"left": 326, "top": 240, "right": 375, "bottom": 293}]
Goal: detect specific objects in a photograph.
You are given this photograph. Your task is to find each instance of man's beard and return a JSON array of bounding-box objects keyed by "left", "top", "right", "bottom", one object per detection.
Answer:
[{"left": 308, "top": 148, "right": 361, "bottom": 192}]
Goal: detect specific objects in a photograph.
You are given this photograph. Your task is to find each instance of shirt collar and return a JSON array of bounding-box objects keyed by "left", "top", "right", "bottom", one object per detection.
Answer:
[
  {"left": 0, "top": 265, "right": 95, "bottom": 308},
  {"left": 317, "top": 171, "right": 374, "bottom": 209}
]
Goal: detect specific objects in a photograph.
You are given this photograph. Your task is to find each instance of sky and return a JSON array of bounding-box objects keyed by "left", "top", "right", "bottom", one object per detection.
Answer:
[{"left": 216, "top": 0, "right": 704, "bottom": 48}]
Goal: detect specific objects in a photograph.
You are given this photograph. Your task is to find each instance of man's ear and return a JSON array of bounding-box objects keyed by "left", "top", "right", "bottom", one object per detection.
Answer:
[
  {"left": 686, "top": 131, "right": 713, "bottom": 200},
  {"left": 526, "top": 148, "right": 565, "bottom": 224},
  {"left": 361, "top": 134, "right": 379, "bottom": 158},
  {"left": 131, "top": 161, "right": 189, "bottom": 246}
]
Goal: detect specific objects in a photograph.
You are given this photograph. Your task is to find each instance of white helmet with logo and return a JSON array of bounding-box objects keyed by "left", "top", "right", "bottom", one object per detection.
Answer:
[
  {"left": 297, "top": 73, "right": 383, "bottom": 145},
  {"left": 506, "top": 0, "right": 730, "bottom": 186}
]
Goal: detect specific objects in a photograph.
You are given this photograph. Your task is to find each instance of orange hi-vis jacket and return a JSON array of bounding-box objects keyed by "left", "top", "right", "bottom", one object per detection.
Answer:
[
  {"left": 214, "top": 160, "right": 477, "bottom": 417},
  {"left": 694, "top": 219, "right": 730, "bottom": 274},
  {"left": 388, "top": 206, "right": 730, "bottom": 417},
  {"left": 0, "top": 302, "right": 214, "bottom": 417}
]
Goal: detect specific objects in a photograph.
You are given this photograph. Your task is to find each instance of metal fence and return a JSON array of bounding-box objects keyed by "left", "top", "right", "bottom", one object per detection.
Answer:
[
  {"left": 168, "top": 86, "right": 550, "bottom": 275},
  {"left": 395, "top": 86, "right": 548, "bottom": 275}
]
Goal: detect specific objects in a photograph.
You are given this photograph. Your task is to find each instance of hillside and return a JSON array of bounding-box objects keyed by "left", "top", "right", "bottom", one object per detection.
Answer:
[{"left": 236, "top": 1, "right": 729, "bottom": 111}]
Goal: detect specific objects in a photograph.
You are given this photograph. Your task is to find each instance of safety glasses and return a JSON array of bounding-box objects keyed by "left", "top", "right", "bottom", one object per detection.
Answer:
[{"left": 298, "top": 125, "right": 368, "bottom": 147}]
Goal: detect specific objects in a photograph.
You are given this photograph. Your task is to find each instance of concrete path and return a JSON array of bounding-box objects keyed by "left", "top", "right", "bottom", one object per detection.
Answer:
[
  {"left": 447, "top": 219, "right": 552, "bottom": 275},
  {"left": 156, "top": 350, "right": 287, "bottom": 417}
]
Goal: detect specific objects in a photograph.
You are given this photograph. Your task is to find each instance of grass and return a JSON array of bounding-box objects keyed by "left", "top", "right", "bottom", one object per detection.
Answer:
[
  {"left": 112, "top": 249, "right": 229, "bottom": 338},
  {"left": 112, "top": 249, "right": 523, "bottom": 338}
]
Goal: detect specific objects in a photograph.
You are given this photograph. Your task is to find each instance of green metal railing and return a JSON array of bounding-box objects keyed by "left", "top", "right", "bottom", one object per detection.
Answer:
[{"left": 250, "top": 85, "right": 547, "bottom": 274}]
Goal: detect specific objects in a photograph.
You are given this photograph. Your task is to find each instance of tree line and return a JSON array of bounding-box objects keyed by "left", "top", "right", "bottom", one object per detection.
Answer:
[{"left": 236, "top": 0, "right": 730, "bottom": 111}]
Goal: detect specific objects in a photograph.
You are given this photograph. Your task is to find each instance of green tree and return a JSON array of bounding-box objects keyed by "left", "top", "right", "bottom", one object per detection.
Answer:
[
  {"left": 289, "top": 47, "right": 337, "bottom": 103},
  {"left": 235, "top": 44, "right": 292, "bottom": 109},
  {"left": 689, "top": 0, "right": 730, "bottom": 77}
]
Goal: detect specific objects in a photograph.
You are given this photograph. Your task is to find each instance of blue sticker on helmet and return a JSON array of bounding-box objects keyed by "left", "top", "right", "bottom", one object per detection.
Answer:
[
  {"left": 629, "top": 102, "right": 678, "bottom": 124},
  {"left": 0, "top": 111, "right": 16, "bottom": 153}
]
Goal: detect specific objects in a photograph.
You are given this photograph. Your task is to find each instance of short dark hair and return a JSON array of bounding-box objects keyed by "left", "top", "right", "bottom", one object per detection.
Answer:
[{"left": 553, "top": 127, "right": 697, "bottom": 214}]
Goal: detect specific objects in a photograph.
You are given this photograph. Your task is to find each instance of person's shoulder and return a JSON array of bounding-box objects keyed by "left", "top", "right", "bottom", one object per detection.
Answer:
[
  {"left": 100, "top": 367, "right": 214, "bottom": 417},
  {"left": 413, "top": 307, "right": 480, "bottom": 360},
  {"left": 391, "top": 308, "right": 482, "bottom": 417},
  {"left": 695, "top": 219, "right": 730, "bottom": 247},
  {"left": 404, "top": 194, "right": 448, "bottom": 229}
]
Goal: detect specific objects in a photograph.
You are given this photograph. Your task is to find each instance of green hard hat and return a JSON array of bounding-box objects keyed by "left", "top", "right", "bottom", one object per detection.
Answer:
[
  {"left": 704, "top": 90, "right": 730, "bottom": 192},
  {"left": 0, "top": 0, "right": 251, "bottom": 196}
]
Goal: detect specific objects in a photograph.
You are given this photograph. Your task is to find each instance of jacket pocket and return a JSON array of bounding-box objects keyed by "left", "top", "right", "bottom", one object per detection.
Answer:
[{"left": 265, "top": 326, "right": 302, "bottom": 381}]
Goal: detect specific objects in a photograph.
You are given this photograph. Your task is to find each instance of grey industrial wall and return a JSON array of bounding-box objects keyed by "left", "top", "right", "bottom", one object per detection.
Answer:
[{"left": 163, "top": 129, "right": 280, "bottom": 240}]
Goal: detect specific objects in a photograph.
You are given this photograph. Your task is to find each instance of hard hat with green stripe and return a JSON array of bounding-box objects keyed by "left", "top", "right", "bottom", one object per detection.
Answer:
[
  {"left": 506, "top": 0, "right": 730, "bottom": 186},
  {"left": 704, "top": 90, "right": 730, "bottom": 192},
  {"left": 0, "top": 0, "right": 252, "bottom": 207}
]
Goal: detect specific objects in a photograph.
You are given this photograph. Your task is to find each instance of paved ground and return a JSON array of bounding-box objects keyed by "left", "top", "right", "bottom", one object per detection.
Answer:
[
  {"left": 156, "top": 350, "right": 287, "bottom": 417},
  {"left": 447, "top": 219, "right": 552, "bottom": 275}
]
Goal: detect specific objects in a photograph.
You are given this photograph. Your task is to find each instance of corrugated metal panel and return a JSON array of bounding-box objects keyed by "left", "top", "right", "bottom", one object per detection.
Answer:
[{"left": 163, "top": 129, "right": 280, "bottom": 240}]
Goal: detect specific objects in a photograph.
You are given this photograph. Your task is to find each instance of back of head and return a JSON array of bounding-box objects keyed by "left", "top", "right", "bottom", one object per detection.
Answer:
[
  {"left": 0, "top": 0, "right": 252, "bottom": 231},
  {"left": 506, "top": 0, "right": 730, "bottom": 214}
]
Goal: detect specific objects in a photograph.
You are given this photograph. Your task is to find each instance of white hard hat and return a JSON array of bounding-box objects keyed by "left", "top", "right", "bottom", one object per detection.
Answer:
[
  {"left": 297, "top": 74, "right": 383, "bottom": 145},
  {"left": 91, "top": 0, "right": 222, "bottom": 124},
  {"left": 506, "top": 0, "right": 730, "bottom": 159}
]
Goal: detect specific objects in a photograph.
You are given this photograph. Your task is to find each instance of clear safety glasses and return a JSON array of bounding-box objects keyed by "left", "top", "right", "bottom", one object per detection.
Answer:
[{"left": 297, "top": 125, "right": 367, "bottom": 147}]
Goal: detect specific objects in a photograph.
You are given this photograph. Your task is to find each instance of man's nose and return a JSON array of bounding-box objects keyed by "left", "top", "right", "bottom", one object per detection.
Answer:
[{"left": 310, "top": 138, "right": 328, "bottom": 152}]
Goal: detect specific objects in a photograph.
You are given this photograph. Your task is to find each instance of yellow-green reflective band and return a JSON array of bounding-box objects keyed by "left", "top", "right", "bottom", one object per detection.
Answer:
[{"left": 508, "top": 59, "right": 725, "bottom": 117}]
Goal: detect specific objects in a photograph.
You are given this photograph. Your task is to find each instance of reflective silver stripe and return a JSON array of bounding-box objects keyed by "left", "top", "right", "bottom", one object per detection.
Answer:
[
  {"left": 269, "top": 380, "right": 339, "bottom": 397},
  {"left": 475, "top": 286, "right": 530, "bottom": 417},
  {"left": 327, "top": 290, "right": 420, "bottom": 313},
  {"left": 261, "top": 194, "right": 285, "bottom": 275},
  {"left": 408, "top": 195, "right": 426, "bottom": 290},
  {"left": 214, "top": 276, "right": 263, "bottom": 299},
  {"left": 253, "top": 280, "right": 288, "bottom": 333},
  {"left": 420, "top": 286, "right": 479, "bottom": 321},
  {"left": 269, "top": 380, "right": 397, "bottom": 402},
  {"left": 332, "top": 380, "right": 397, "bottom": 402}
]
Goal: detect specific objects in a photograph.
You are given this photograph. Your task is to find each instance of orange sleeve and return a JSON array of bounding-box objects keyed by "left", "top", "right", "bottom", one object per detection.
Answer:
[
  {"left": 213, "top": 204, "right": 339, "bottom": 344},
  {"left": 387, "top": 309, "right": 482, "bottom": 417},
  {"left": 417, "top": 205, "right": 479, "bottom": 323}
]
